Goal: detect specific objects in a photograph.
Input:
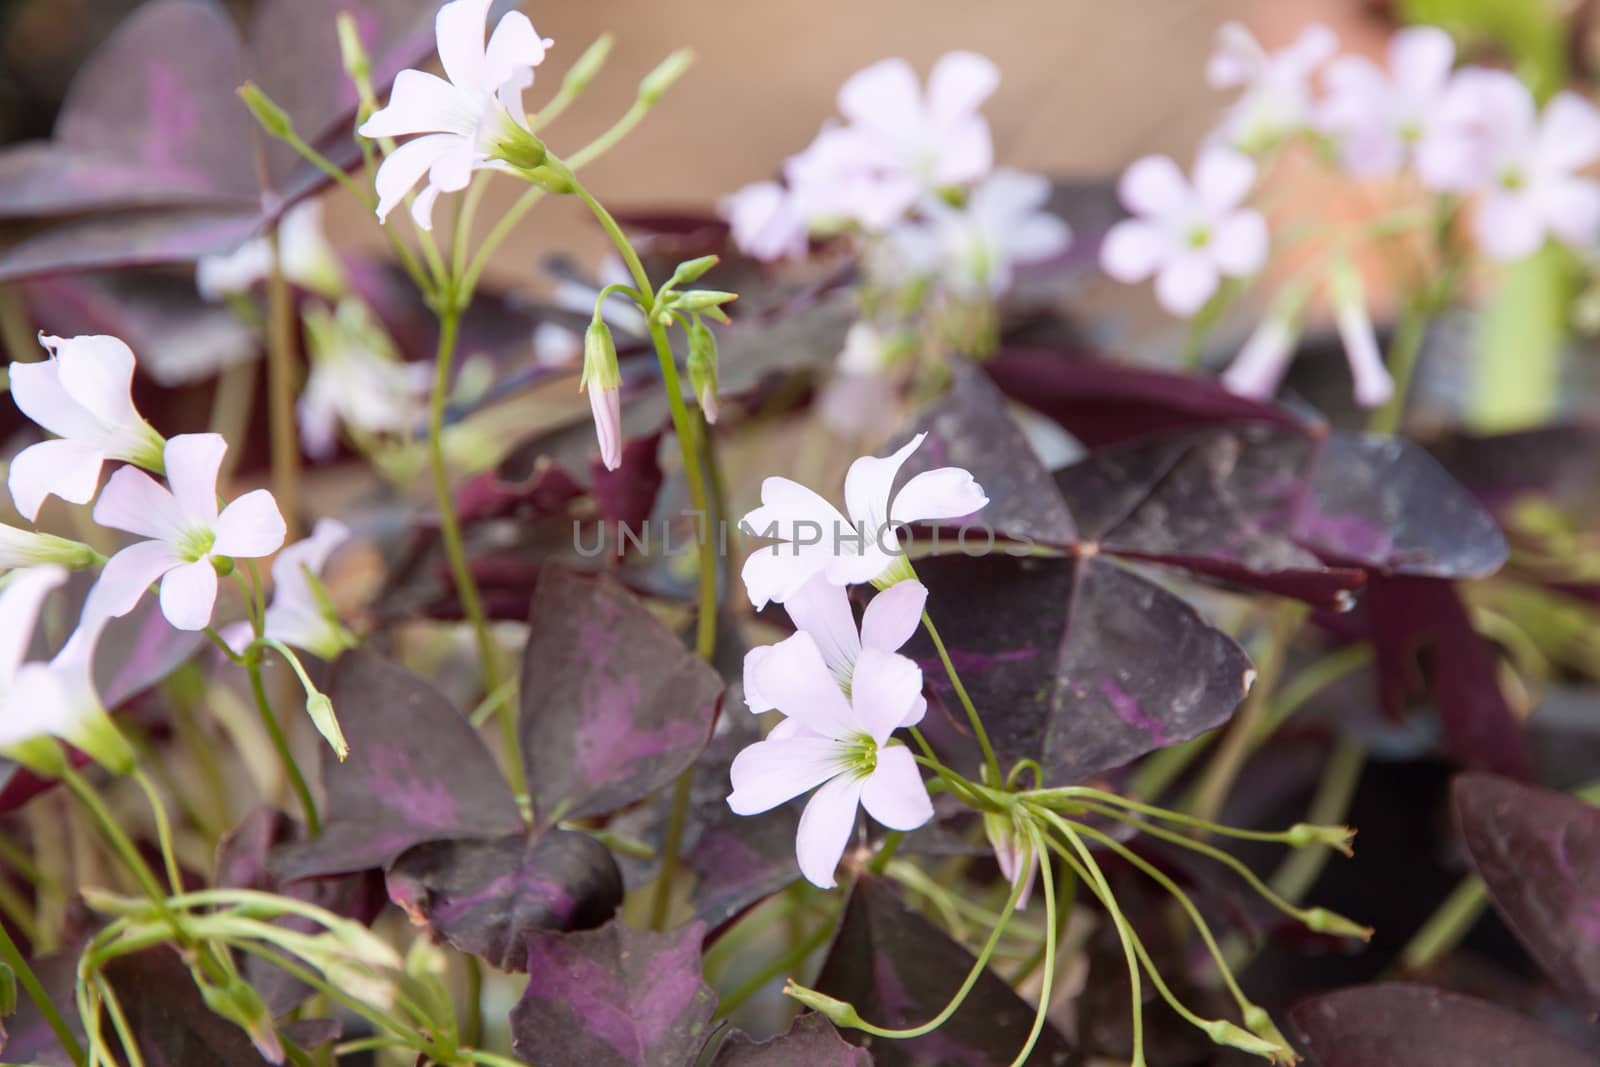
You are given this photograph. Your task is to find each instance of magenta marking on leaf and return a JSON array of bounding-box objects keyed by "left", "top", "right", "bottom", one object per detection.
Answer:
[
  {"left": 429, "top": 869, "right": 578, "bottom": 928},
  {"left": 1097, "top": 676, "right": 1170, "bottom": 746},
  {"left": 145, "top": 61, "right": 203, "bottom": 178},
  {"left": 366, "top": 743, "right": 461, "bottom": 831}
]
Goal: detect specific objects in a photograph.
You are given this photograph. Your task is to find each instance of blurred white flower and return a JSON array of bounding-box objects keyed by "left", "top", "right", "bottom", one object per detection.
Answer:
[
  {"left": 721, "top": 180, "right": 809, "bottom": 263},
  {"left": 904, "top": 169, "right": 1072, "bottom": 299},
  {"left": 8, "top": 334, "right": 165, "bottom": 522},
  {"left": 358, "top": 0, "right": 553, "bottom": 229},
  {"left": 1100, "top": 148, "right": 1268, "bottom": 317},
  {"left": 1317, "top": 27, "right": 1458, "bottom": 179},
  {"left": 228, "top": 518, "right": 353, "bottom": 659},
  {"left": 196, "top": 201, "right": 344, "bottom": 301},
  {"left": 90, "top": 434, "right": 286, "bottom": 631},
  {"left": 1208, "top": 21, "right": 1338, "bottom": 149},
  {"left": 298, "top": 301, "right": 431, "bottom": 460}
]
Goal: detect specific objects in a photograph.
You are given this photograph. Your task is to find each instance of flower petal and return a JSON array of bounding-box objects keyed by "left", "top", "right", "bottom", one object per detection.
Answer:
[
  {"left": 860, "top": 580, "right": 927, "bottom": 653},
  {"left": 10, "top": 349, "right": 102, "bottom": 441},
  {"left": 837, "top": 58, "right": 922, "bottom": 134},
  {"left": 747, "top": 632, "right": 857, "bottom": 738},
  {"left": 850, "top": 648, "right": 925, "bottom": 745},
  {"left": 1475, "top": 191, "right": 1545, "bottom": 262},
  {"left": 1390, "top": 25, "right": 1455, "bottom": 99},
  {"left": 484, "top": 10, "right": 551, "bottom": 87},
  {"left": 1536, "top": 91, "right": 1600, "bottom": 175},
  {"left": 742, "top": 645, "right": 776, "bottom": 712},
  {"left": 1100, "top": 219, "right": 1166, "bottom": 283},
  {"left": 87, "top": 540, "right": 179, "bottom": 621},
  {"left": 741, "top": 476, "right": 851, "bottom": 543},
  {"left": 795, "top": 773, "right": 864, "bottom": 888},
  {"left": 8, "top": 439, "right": 105, "bottom": 522},
  {"left": 889, "top": 467, "right": 989, "bottom": 526},
  {"left": 740, "top": 546, "right": 833, "bottom": 611},
  {"left": 860, "top": 745, "right": 934, "bottom": 831},
  {"left": 92, "top": 465, "right": 184, "bottom": 543},
  {"left": 1117, "top": 155, "right": 1189, "bottom": 217},
  {"left": 163, "top": 434, "right": 226, "bottom": 526},
  {"left": 360, "top": 69, "right": 472, "bottom": 138},
  {"left": 212, "top": 489, "right": 287, "bottom": 559},
  {"left": 372, "top": 134, "right": 458, "bottom": 222},
  {"left": 1155, "top": 253, "right": 1220, "bottom": 317},
  {"left": 727, "top": 736, "right": 846, "bottom": 815},
  {"left": 1193, "top": 147, "right": 1257, "bottom": 212},
  {"left": 159, "top": 559, "right": 219, "bottom": 631},
  {"left": 1543, "top": 176, "right": 1600, "bottom": 249},
  {"left": 52, "top": 335, "right": 140, "bottom": 433},
  {"left": 1210, "top": 210, "right": 1269, "bottom": 276},
  {"left": 0, "top": 663, "right": 76, "bottom": 749},
  {"left": 0, "top": 566, "right": 67, "bottom": 687},
  {"left": 781, "top": 573, "right": 861, "bottom": 683},
  {"left": 843, "top": 433, "right": 925, "bottom": 535},
  {"left": 1221, "top": 318, "right": 1296, "bottom": 400},
  {"left": 435, "top": 0, "right": 493, "bottom": 94},
  {"left": 927, "top": 51, "right": 999, "bottom": 122}
]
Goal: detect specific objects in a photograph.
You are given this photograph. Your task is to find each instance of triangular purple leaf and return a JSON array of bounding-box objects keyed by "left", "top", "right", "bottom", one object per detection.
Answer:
[
  {"left": 518, "top": 566, "right": 722, "bottom": 823},
  {"left": 813, "top": 876, "right": 1074, "bottom": 1066},
  {"left": 272, "top": 649, "right": 524, "bottom": 881},
  {"left": 510, "top": 918, "right": 717, "bottom": 1067},
  {"left": 100, "top": 947, "right": 277, "bottom": 1066},
  {"left": 711, "top": 1014, "right": 873, "bottom": 1066},
  {"left": 1454, "top": 773, "right": 1600, "bottom": 1009}
]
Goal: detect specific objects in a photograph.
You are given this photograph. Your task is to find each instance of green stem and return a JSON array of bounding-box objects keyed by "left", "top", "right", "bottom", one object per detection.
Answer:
[
  {"left": 649, "top": 770, "right": 694, "bottom": 931},
  {"left": 0, "top": 918, "right": 85, "bottom": 1065},
  {"left": 1008, "top": 825, "right": 1057, "bottom": 1067},
  {"left": 1266, "top": 736, "right": 1366, "bottom": 904},
  {"left": 266, "top": 227, "right": 303, "bottom": 540},
  {"left": 1397, "top": 875, "right": 1489, "bottom": 973},
  {"left": 60, "top": 767, "right": 166, "bottom": 904},
  {"left": 921, "top": 611, "right": 1002, "bottom": 785},
  {"left": 247, "top": 660, "right": 322, "bottom": 836},
  {"left": 131, "top": 769, "right": 183, "bottom": 895}
]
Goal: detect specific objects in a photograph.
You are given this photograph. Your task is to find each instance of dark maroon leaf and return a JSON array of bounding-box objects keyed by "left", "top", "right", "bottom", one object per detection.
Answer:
[
  {"left": 906, "top": 554, "right": 1252, "bottom": 785},
  {"left": 893, "top": 363, "right": 1076, "bottom": 546},
  {"left": 0, "top": 208, "right": 261, "bottom": 282},
  {"left": 456, "top": 462, "right": 586, "bottom": 525},
  {"left": 813, "top": 876, "right": 1073, "bottom": 1066},
  {"left": 1362, "top": 576, "right": 1530, "bottom": 779},
  {"left": 711, "top": 1014, "right": 873, "bottom": 1066},
  {"left": 1454, "top": 774, "right": 1600, "bottom": 1009},
  {"left": 589, "top": 430, "right": 665, "bottom": 535},
  {"left": 510, "top": 918, "right": 717, "bottom": 1067},
  {"left": 100, "top": 947, "right": 276, "bottom": 1066},
  {"left": 987, "top": 346, "right": 1305, "bottom": 449},
  {"left": 272, "top": 649, "right": 524, "bottom": 881},
  {"left": 278, "top": 1018, "right": 342, "bottom": 1051},
  {"left": 518, "top": 566, "right": 722, "bottom": 823},
  {"left": 1289, "top": 983, "right": 1592, "bottom": 1067},
  {"left": 386, "top": 829, "right": 622, "bottom": 971}
]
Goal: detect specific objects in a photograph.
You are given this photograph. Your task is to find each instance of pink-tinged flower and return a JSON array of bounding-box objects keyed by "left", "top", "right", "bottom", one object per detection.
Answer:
[
  {"left": 8, "top": 334, "right": 166, "bottom": 522},
  {"left": 0, "top": 567, "right": 133, "bottom": 775},
  {"left": 1317, "top": 27, "right": 1457, "bottom": 178},
  {"left": 745, "top": 575, "right": 927, "bottom": 712},
  {"left": 728, "top": 633, "right": 932, "bottom": 888},
  {"left": 89, "top": 434, "right": 287, "bottom": 631},
  {"left": 721, "top": 180, "right": 809, "bottom": 263},
  {"left": 298, "top": 301, "right": 430, "bottom": 461},
  {"left": 1207, "top": 22, "right": 1338, "bottom": 149},
  {"left": 738, "top": 433, "right": 988, "bottom": 609},
  {"left": 258, "top": 518, "right": 354, "bottom": 659},
  {"left": 581, "top": 320, "right": 623, "bottom": 472},
  {"left": 195, "top": 200, "right": 344, "bottom": 301},
  {"left": 358, "top": 0, "right": 552, "bottom": 230},
  {"left": 984, "top": 810, "right": 1038, "bottom": 908},
  {"left": 1220, "top": 278, "right": 1311, "bottom": 401},
  {"left": 1330, "top": 261, "right": 1394, "bottom": 408},
  {"left": 838, "top": 52, "right": 998, "bottom": 196},
  {"left": 1100, "top": 148, "right": 1269, "bottom": 317},
  {"left": 907, "top": 169, "right": 1073, "bottom": 299},
  {"left": 1429, "top": 70, "right": 1600, "bottom": 260}
]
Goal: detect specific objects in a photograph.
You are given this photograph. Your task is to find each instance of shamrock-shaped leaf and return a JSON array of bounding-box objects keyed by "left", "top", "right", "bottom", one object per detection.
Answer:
[
  {"left": 906, "top": 554, "right": 1252, "bottom": 785},
  {"left": 519, "top": 566, "right": 722, "bottom": 824},
  {"left": 510, "top": 918, "right": 717, "bottom": 1067},
  {"left": 1289, "top": 983, "right": 1592, "bottom": 1067},
  {"left": 813, "top": 876, "right": 1074, "bottom": 1066},
  {"left": 386, "top": 830, "right": 623, "bottom": 971},
  {"left": 1454, "top": 774, "right": 1600, "bottom": 1009},
  {"left": 272, "top": 649, "right": 525, "bottom": 881},
  {"left": 711, "top": 1014, "right": 873, "bottom": 1066}
]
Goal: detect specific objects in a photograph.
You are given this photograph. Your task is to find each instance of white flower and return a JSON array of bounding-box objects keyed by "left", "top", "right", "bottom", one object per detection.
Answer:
[
  {"left": 903, "top": 169, "right": 1072, "bottom": 299},
  {"left": 1208, "top": 22, "right": 1338, "bottom": 149},
  {"left": 358, "top": 0, "right": 553, "bottom": 230},
  {"left": 1100, "top": 148, "right": 1269, "bottom": 317},
  {"left": 8, "top": 334, "right": 166, "bottom": 522},
  {"left": 728, "top": 632, "right": 932, "bottom": 888},
  {"left": 0, "top": 567, "right": 132, "bottom": 774},
  {"left": 984, "top": 810, "right": 1039, "bottom": 909},
  {"left": 298, "top": 301, "right": 431, "bottom": 460},
  {"left": 1429, "top": 70, "right": 1600, "bottom": 260},
  {"left": 721, "top": 180, "right": 809, "bottom": 263},
  {"left": 195, "top": 200, "right": 345, "bottom": 301},
  {"left": 738, "top": 433, "right": 988, "bottom": 609},
  {"left": 1316, "top": 26, "right": 1457, "bottom": 179},
  {"left": 89, "top": 434, "right": 287, "bottom": 631},
  {"left": 1329, "top": 261, "right": 1394, "bottom": 409},
  {"left": 229, "top": 518, "right": 352, "bottom": 659},
  {"left": 744, "top": 574, "right": 927, "bottom": 712}
]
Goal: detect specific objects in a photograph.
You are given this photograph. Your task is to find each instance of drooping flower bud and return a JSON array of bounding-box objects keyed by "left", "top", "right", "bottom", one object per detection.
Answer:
[
  {"left": 1220, "top": 277, "right": 1311, "bottom": 400},
  {"left": 306, "top": 691, "right": 349, "bottom": 762},
  {"left": 1330, "top": 259, "right": 1394, "bottom": 408},
  {"left": 335, "top": 12, "right": 371, "bottom": 85},
  {"left": 237, "top": 82, "right": 294, "bottom": 140},
  {"left": 983, "top": 811, "right": 1038, "bottom": 908},
  {"left": 687, "top": 318, "right": 720, "bottom": 424},
  {"left": 639, "top": 49, "right": 693, "bottom": 105},
  {"left": 581, "top": 320, "right": 623, "bottom": 471}
]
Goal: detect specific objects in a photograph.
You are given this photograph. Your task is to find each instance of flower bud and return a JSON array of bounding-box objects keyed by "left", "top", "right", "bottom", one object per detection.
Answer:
[
  {"left": 983, "top": 811, "right": 1037, "bottom": 909},
  {"left": 199, "top": 975, "right": 284, "bottom": 1064},
  {"left": 562, "top": 34, "right": 614, "bottom": 97},
  {"left": 0, "top": 527, "right": 100, "bottom": 572},
  {"left": 783, "top": 981, "right": 863, "bottom": 1028},
  {"left": 1285, "top": 821, "right": 1356, "bottom": 856},
  {"left": 687, "top": 319, "right": 720, "bottom": 425},
  {"left": 582, "top": 320, "right": 623, "bottom": 471},
  {"left": 1303, "top": 906, "right": 1374, "bottom": 940},
  {"left": 1330, "top": 260, "right": 1394, "bottom": 409},
  {"left": 639, "top": 49, "right": 693, "bottom": 105},
  {"left": 306, "top": 692, "right": 349, "bottom": 762},
  {"left": 1220, "top": 277, "right": 1311, "bottom": 401},
  {"left": 483, "top": 120, "right": 548, "bottom": 174},
  {"left": 238, "top": 83, "right": 294, "bottom": 140},
  {"left": 673, "top": 289, "right": 737, "bottom": 313},
  {"left": 667, "top": 255, "right": 720, "bottom": 290},
  {"left": 1202, "top": 1019, "right": 1284, "bottom": 1058},
  {"left": 335, "top": 13, "right": 371, "bottom": 83}
]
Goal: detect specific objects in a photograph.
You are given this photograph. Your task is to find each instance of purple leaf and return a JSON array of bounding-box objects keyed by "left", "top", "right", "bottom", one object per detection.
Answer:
[
  {"left": 94, "top": 593, "right": 207, "bottom": 710},
  {"left": 987, "top": 346, "right": 1304, "bottom": 449},
  {"left": 518, "top": 566, "right": 722, "bottom": 823},
  {"left": 1361, "top": 576, "right": 1530, "bottom": 779},
  {"left": 510, "top": 918, "right": 717, "bottom": 1067},
  {"left": 0, "top": 208, "right": 261, "bottom": 283},
  {"left": 272, "top": 650, "right": 524, "bottom": 881},
  {"left": 99, "top": 947, "right": 277, "bottom": 1066},
  {"left": 813, "top": 876, "right": 1074, "bottom": 1066},
  {"left": 386, "top": 830, "right": 622, "bottom": 971},
  {"left": 1289, "top": 983, "right": 1592, "bottom": 1067},
  {"left": 711, "top": 1014, "right": 873, "bottom": 1066},
  {"left": 456, "top": 463, "right": 587, "bottom": 525},
  {"left": 906, "top": 554, "right": 1252, "bottom": 785},
  {"left": 1454, "top": 774, "right": 1600, "bottom": 1009}
]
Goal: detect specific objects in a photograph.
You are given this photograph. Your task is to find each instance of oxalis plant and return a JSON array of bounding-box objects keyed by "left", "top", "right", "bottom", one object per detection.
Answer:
[{"left": 0, "top": 1, "right": 1598, "bottom": 1065}]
